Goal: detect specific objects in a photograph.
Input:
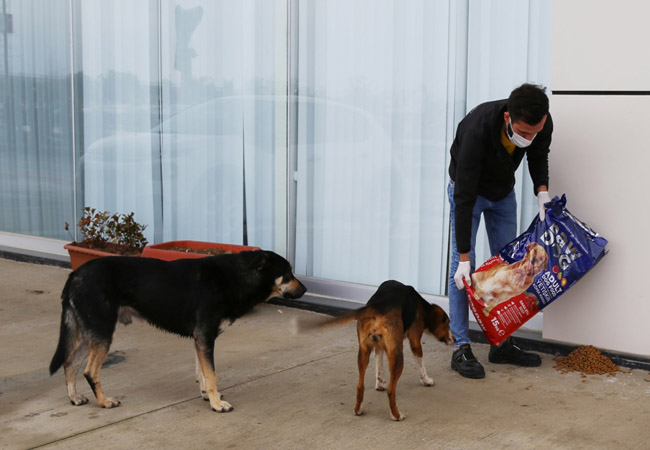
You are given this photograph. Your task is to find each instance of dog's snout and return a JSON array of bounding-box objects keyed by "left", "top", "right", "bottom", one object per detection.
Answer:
[
  {"left": 434, "top": 326, "right": 454, "bottom": 345},
  {"left": 444, "top": 330, "right": 454, "bottom": 345},
  {"left": 282, "top": 278, "right": 307, "bottom": 299}
]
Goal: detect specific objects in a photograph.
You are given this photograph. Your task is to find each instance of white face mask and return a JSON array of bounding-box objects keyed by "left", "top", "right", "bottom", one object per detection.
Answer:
[{"left": 506, "top": 119, "right": 535, "bottom": 148}]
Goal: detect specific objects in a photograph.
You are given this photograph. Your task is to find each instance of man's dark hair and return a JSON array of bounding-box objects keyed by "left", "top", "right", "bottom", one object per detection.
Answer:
[{"left": 507, "top": 83, "right": 549, "bottom": 125}]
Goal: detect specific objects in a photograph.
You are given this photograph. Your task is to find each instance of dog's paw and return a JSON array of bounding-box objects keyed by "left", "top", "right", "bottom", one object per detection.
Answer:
[
  {"left": 420, "top": 376, "right": 435, "bottom": 387},
  {"left": 211, "top": 400, "right": 233, "bottom": 413},
  {"left": 354, "top": 406, "right": 364, "bottom": 416},
  {"left": 375, "top": 379, "right": 387, "bottom": 391},
  {"left": 69, "top": 394, "right": 89, "bottom": 406},
  {"left": 391, "top": 412, "right": 405, "bottom": 421},
  {"left": 200, "top": 390, "right": 210, "bottom": 401},
  {"left": 100, "top": 397, "right": 121, "bottom": 408}
]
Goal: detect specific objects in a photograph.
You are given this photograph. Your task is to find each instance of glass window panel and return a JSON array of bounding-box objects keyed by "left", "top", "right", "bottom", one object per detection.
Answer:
[
  {"left": 76, "top": 0, "right": 160, "bottom": 243},
  {"left": 0, "top": 0, "right": 551, "bottom": 302},
  {"left": 0, "top": 0, "right": 74, "bottom": 239},
  {"left": 292, "top": 0, "right": 551, "bottom": 296},
  {"left": 75, "top": 0, "right": 288, "bottom": 250},
  {"left": 294, "top": 0, "right": 454, "bottom": 294},
  {"left": 159, "top": 1, "right": 287, "bottom": 249}
]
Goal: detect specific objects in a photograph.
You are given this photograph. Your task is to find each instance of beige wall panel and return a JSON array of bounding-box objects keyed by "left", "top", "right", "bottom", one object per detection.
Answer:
[
  {"left": 552, "top": 0, "right": 650, "bottom": 91},
  {"left": 543, "top": 95, "right": 650, "bottom": 356}
]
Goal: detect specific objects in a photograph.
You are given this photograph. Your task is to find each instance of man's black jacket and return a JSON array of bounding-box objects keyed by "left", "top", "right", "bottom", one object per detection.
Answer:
[{"left": 448, "top": 99, "right": 552, "bottom": 254}]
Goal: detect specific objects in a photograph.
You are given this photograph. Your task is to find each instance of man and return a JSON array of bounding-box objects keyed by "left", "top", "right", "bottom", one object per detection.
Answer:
[{"left": 447, "top": 83, "right": 552, "bottom": 379}]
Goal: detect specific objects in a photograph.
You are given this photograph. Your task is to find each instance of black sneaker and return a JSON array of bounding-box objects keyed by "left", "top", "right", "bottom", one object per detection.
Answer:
[
  {"left": 451, "top": 345, "right": 485, "bottom": 379},
  {"left": 488, "top": 338, "right": 542, "bottom": 367}
]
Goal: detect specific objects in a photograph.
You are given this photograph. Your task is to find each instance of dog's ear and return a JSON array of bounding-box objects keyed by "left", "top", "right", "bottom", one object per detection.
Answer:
[
  {"left": 526, "top": 242, "right": 537, "bottom": 251},
  {"left": 426, "top": 305, "right": 444, "bottom": 330},
  {"left": 249, "top": 251, "right": 268, "bottom": 271},
  {"left": 429, "top": 305, "right": 453, "bottom": 344}
]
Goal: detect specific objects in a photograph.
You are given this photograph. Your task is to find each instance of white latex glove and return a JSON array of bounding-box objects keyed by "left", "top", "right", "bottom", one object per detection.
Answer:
[
  {"left": 454, "top": 261, "right": 471, "bottom": 290},
  {"left": 537, "top": 191, "right": 551, "bottom": 221}
]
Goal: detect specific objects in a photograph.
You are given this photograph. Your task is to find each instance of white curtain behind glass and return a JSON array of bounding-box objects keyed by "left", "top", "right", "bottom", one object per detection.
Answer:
[
  {"left": 78, "top": 0, "right": 158, "bottom": 243},
  {"left": 0, "top": 0, "right": 74, "bottom": 239},
  {"left": 80, "top": 0, "right": 285, "bottom": 249},
  {"left": 294, "top": 0, "right": 552, "bottom": 296},
  {"left": 295, "top": 0, "right": 454, "bottom": 292},
  {"left": 159, "top": 0, "right": 283, "bottom": 248}
]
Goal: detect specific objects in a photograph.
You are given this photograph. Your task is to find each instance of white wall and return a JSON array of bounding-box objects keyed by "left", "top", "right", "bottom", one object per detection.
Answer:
[
  {"left": 551, "top": 1, "right": 650, "bottom": 91},
  {"left": 544, "top": 0, "right": 650, "bottom": 357}
]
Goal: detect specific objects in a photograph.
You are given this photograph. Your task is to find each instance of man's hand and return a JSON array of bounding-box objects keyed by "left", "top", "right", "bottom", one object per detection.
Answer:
[
  {"left": 537, "top": 190, "right": 551, "bottom": 221},
  {"left": 454, "top": 261, "right": 471, "bottom": 290}
]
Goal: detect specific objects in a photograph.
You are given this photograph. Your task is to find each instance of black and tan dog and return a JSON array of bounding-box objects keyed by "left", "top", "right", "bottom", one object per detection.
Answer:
[
  {"left": 49, "top": 250, "right": 306, "bottom": 412},
  {"left": 306, "top": 280, "right": 453, "bottom": 421}
]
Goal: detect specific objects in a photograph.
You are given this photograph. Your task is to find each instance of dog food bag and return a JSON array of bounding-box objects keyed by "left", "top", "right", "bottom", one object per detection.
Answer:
[{"left": 465, "top": 194, "right": 608, "bottom": 345}]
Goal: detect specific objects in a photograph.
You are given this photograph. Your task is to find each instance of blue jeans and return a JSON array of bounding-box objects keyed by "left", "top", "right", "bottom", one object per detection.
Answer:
[{"left": 447, "top": 180, "right": 517, "bottom": 348}]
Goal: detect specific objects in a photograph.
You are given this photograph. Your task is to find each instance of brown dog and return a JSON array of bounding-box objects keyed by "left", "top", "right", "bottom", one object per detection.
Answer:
[
  {"left": 305, "top": 280, "right": 453, "bottom": 421},
  {"left": 471, "top": 242, "right": 548, "bottom": 316}
]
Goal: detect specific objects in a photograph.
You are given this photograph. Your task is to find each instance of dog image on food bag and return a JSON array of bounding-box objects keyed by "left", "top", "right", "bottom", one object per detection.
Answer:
[
  {"left": 300, "top": 280, "right": 453, "bottom": 421},
  {"left": 471, "top": 242, "right": 548, "bottom": 317},
  {"left": 49, "top": 250, "right": 306, "bottom": 413}
]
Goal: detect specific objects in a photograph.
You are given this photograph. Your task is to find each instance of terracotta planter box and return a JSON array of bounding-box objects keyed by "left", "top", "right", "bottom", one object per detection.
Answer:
[
  {"left": 142, "top": 240, "right": 260, "bottom": 261},
  {"left": 65, "top": 243, "right": 144, "bottom": 270},
  {"left": 64, "top": 243, "right": 118, "bottom": 270}
]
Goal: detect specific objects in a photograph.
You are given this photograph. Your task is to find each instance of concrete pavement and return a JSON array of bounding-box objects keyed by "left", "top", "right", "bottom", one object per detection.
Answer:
[{"left": 1, "top": 257, "right": 649, "bottom": 449}]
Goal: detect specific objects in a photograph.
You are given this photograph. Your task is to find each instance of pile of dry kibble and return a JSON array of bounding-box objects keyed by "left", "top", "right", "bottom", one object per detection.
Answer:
[{"left": 553, "top": 345, "right": 621, "bottom": 376}]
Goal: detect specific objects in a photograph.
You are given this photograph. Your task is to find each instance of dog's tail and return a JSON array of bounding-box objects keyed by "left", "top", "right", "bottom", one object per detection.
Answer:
[
  {"left": 317, "top": 309, "right": 364, "bottom": 327},
  {"left": 49, "top": 274, "right": 75, "bottom": 375},
  {"left": 292, "top": 308, "right": 365, "bottom": 334}
]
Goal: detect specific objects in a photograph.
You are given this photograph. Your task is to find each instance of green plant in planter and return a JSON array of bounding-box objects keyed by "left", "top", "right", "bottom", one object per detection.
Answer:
[{"left": 66, "top": 207, "right": 148, "bottom": 256}]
